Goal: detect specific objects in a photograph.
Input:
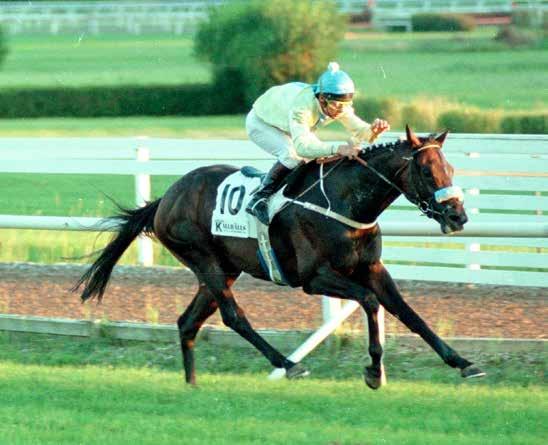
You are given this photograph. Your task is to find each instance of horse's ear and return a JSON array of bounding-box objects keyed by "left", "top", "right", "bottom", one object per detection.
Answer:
[
  {"left": 406, "top": 124, "right": 421, "bottom": 148},
  {"left": 435, "top": 130, "right": 449, "bottom": 146}
]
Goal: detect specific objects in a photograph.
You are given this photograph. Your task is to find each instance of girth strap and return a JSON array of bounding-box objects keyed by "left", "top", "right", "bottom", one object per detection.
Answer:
[{"left": 290, "top": 199, "right": 378, "bottom": 230}]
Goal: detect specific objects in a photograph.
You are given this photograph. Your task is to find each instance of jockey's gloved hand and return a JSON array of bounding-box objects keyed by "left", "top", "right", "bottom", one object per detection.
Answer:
[
  {"left": 369, "top": 118, "right": 390, "bottom": 143},
  {"left": 336, "top": 144, "right": 361, "bottom": 159}
]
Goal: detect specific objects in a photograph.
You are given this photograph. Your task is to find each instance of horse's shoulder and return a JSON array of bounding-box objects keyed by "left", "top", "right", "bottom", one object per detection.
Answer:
[{"left": 283, "top": 162, "right": 319, "bottom": 196}]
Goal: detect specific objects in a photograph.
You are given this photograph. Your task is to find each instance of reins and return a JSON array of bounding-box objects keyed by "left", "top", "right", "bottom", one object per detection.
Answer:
[
  {"left": 316, "top": 142, "right": 445, "bottom": 218},
  {"left": 291, "top": 156, "right": 345, "bottom": 202},
  {"left": 282, "top": 156, "right": 378, "bottom": 230}
]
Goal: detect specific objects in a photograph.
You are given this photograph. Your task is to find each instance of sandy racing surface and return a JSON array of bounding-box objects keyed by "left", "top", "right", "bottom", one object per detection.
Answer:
[{"left": 0, "top": 262, "right": 546, "bottom": 339}]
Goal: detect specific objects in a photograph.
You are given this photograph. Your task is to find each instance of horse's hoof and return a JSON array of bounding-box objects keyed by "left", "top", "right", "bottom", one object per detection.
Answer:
[
  {"left": 286, "top": 363, "right": 310, "bottom": 379},
  {"left": 364, "top": 366, "right": 382, "bottom": 390},
  {"left": 461, "top": 365, "right": 486, "bottom": 379}
]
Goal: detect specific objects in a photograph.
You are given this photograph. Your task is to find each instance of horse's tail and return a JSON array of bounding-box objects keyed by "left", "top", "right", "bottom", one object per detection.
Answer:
[{"left": 73, "top": 199, "right": 161, "bottom": 302}]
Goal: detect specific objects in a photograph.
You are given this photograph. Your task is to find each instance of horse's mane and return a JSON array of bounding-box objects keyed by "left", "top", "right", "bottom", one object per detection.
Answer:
[
  {"left": 360, "top": 138, "right": 410, "bottom": 160},
  {"left": 284, "top": 138, "right": 411, "bottom": 195}
]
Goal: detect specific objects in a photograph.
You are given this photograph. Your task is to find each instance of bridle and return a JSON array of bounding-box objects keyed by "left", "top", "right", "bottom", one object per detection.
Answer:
[{"left": 354, "top": 143, "right": 463, "bottom": 219}]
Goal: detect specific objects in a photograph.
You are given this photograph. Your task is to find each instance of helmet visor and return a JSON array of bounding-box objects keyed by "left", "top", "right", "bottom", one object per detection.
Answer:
[{"left": 323, "top": 92, "right": 353, "bottom": 102}]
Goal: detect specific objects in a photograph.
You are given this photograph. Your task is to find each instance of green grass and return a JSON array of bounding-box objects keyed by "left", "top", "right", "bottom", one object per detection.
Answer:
[
  {"left": 1, "top": 30, "right": 546, "bottom": 110},
  {"left": 0, "top": 33, "right": 211, "bottom": 88},
  {"left": 2, "top": 364, "right": 543, "bottom": 445},
  {"left": 340, "top": 29, "right": 547, "bottom": 110},
  {"left": 0, "top": 171, "right": 183, "bottom": 264},
  {"left": 1, "top": 331, "right": 545, "bottom": 386},
  {"left": 0, "top": 173, "right": 180, "bottom": 216},
  {"left": 0, "top": 229, "right": 181, "bottom": 266},
  {"left": 0, "top": 332, "right": 545, "bottom": 445}
]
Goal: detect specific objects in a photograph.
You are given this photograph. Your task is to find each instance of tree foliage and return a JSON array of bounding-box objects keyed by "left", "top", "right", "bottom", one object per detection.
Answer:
[{"left": 194, "top": 0, "right": 346, "bottom": 107}]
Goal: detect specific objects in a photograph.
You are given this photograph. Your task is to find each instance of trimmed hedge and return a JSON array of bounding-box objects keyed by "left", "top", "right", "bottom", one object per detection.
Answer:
[
  {"left": 353, "top": 98, "right": 401, "bottom": 127},
  {"left": 1, "top": 84, "right": 546, "bottom": 135},
  {"left": 0, "top": 84, "right": 247, "bottom": 118},
  {"left": 437, "top": 109, "right": 501, "bottom": 133},
  {"left": 411, "top": 13, "right": 476, "bottom": 32},
  {"left": 400, "top": 102, "right": 441, "bottom": 132},
  {"left": 1, "top": 85, "right": 397, "bottom": 121},
  {"left": 501, "top": 114, "right": 548, "bottom": 134}
]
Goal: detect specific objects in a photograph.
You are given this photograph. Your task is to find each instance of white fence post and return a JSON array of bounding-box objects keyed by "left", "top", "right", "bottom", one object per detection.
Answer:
[
  {"left": 322, "top": 296, "right": 342, "bottom": 324},
  {"left": 269, "top": 300, "right": 361, "bottom": 380},
  {"left": 378, "top": 306, "right": 387, "bottom": 386},
  {"left": 135, "top": 146, "right": 153, "bottom": 266},
  {"left": 363, "top": 302, "right": 387, "bottom": 386}
]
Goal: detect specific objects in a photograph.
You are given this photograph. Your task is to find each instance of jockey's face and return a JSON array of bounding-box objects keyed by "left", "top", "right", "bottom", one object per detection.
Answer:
[{"left": 318, "top": 94, "right": 352, "bottom": 119}]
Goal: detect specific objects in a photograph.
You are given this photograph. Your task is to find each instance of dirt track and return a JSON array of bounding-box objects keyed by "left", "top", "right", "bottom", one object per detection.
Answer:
[{"left": 0, "top": 262, "right": 546, "bottom": 339}]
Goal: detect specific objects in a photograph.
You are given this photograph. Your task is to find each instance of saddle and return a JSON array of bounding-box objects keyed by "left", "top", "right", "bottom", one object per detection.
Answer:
[
  {"left": 240, "top": 166, "right": 265, "bottom": 179},
  {"left": 240, "top": 163, "right": 310, "bottom": 197}
]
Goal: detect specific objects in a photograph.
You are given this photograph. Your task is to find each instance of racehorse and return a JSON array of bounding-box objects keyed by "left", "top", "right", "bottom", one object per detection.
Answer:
[{"left": 74, "top": 126, "right": 485, "bottom": 389}]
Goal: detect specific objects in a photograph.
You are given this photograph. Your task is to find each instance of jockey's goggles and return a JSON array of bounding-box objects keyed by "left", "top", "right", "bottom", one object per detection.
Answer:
[{"left": 326, "top": 98, "right": 353, "bottom": 110}]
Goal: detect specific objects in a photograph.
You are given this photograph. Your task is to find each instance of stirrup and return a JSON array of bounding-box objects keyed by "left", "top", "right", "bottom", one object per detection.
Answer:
[{"left": 246, "top": 197, "right": 270, "bottom": 225}]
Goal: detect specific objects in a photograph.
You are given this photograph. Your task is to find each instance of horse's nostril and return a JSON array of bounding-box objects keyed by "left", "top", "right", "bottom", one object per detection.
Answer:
[{"left": 448, "top": 211, "right": 467, "bottom": 226}]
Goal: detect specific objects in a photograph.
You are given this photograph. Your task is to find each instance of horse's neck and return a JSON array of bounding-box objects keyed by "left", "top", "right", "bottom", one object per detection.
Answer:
[
  {"left": 290, "top": 144, "right": 410, "bottom": 223},
  {"left": 346, "top": 145, "right": 410, "bottom": 222}
]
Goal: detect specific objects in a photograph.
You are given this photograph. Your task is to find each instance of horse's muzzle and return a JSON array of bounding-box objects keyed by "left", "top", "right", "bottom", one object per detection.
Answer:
[{"left": 439, "top": 201, "right": 468, "bottom": 234}]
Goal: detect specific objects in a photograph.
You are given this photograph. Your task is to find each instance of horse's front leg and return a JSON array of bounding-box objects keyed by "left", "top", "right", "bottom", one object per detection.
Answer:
[
  {"left": 303, "top": 265, "right": 385, "bottom": 389},
  {"left": 365, "top": 261, "right": 485, "bottom": 379}
]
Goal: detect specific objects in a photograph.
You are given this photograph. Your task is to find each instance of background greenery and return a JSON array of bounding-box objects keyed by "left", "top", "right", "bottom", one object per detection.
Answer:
[
  {"left": 411, "top": 13, "right": 476, "bottom": 32},
  {"left": 195, "top": 0, "right": 345, "bottom": 106},
  {"left": 0, "top": 29, "right": 545, "bottom": 109},
  {"left": 0, "top": 28, "right": 546, "bottom": 131}
]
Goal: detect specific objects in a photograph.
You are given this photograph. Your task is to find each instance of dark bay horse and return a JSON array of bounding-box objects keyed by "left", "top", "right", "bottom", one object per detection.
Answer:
[{"left": 75, "top": 126, "right": 485, "bottom": 389}]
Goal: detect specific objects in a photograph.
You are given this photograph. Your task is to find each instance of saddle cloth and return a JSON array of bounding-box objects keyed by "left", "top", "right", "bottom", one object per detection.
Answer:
[
  {"left": 211, "top": 171, "right": 289, "bottom": 239},
  {"left": 211, "top": 170, "right": 290, "bottom": 285}
]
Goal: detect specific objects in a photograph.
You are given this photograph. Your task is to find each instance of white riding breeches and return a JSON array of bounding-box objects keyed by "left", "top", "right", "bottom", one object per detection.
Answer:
[{"left": 245, "top": 109, "right": 304, "bottom": 169}]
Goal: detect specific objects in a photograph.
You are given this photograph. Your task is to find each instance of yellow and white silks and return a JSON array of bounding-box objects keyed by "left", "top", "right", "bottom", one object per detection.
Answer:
[{"left": 246, "top": 82, "right": 374, "bottom": 169}]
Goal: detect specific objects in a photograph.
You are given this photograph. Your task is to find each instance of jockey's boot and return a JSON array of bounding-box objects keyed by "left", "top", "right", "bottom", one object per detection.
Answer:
[{"left": 246, "top": 161, "right": 292, "bottom": 225}]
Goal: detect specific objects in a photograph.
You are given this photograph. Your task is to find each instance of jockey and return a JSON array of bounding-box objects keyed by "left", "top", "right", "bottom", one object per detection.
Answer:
[{"left": 245, "top": 61, "right": 390, "bottom": 225}]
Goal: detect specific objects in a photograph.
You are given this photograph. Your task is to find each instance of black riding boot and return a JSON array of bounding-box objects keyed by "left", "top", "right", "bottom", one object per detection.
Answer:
[{"left": 246, "top": 161, "right": 292, "bottom": 225}]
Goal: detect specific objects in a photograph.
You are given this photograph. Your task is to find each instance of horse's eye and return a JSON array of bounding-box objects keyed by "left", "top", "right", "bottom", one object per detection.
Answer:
[{"left": 422, "top": 167, "right": 432, "bottom": 177}]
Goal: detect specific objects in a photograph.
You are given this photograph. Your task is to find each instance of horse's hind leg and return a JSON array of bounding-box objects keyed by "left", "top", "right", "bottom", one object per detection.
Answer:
[
  {"left": 174, "top": 242, "right": 304, "bottom": 379},
  {"left": 177, "top": 284, "right": 219, "bottom": 385},
  {"left": 366, "top": 261, "right": 485, "bottom": 379},
  {"left": 211, "top": 278, "right": 305, "bottom": 376},
  {"left": 197, "top": 263, "right": 306, "bottom": 376}
]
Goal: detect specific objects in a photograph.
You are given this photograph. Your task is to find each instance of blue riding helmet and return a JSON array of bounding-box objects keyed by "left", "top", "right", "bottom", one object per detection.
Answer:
[{"left": 316, "top": 62, "right": 355, "bottom": 99}]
